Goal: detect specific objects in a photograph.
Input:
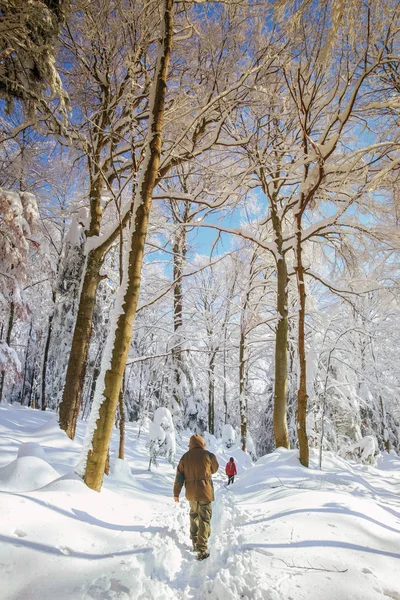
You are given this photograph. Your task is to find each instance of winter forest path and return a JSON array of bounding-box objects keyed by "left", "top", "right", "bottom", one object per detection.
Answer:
[
  {"left": 1, "top": 404, "right": 400, "bottom": 600},
  {"left": 157, "top": 484, "right": 270, "bottom": 599}
]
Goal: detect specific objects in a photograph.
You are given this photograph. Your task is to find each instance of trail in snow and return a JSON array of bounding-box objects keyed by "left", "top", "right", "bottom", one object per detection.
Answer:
[{"left": 1, "top": 404, "right": 400, "bottom": 600}]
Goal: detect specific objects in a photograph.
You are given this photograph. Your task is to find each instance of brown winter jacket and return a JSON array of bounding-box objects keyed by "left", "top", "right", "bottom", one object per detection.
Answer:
[{"left": 173, "top": 434, "right": 219, "bottom": 502}]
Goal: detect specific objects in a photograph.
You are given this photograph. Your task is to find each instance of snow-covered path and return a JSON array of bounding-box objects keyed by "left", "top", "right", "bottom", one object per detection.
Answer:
[{"left": 1, "top": 404, "right": 400, "bottom": 600}]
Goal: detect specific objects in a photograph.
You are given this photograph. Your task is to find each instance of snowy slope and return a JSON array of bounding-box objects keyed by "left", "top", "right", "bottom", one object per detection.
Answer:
[{"left": 0, "top": 403, "right": 399, "bottom": 600}]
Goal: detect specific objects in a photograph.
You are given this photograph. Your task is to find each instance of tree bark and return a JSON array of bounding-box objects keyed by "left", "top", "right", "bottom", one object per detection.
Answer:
[
  {"left": 85, "top": 358, "right": 101, "bottom": 419},
  {"left": 83, "top": 0, "right": 174, "bottom": 492},
  {"left": 239, "top": 327, "right": 247, "bottom": 452},
  {"left": 223, "top": 347, "right": 228, "bottom": 425},
  {"left": 172, "top": 225, "right": 186, "bottom": 405},
  {"left": 58, "top": 247, "right": 104, "bottom": 438},
  {"left": 295, "top": 213, "right": 309, "bottom": 467},
  {"left": 20, "top": 320, "right": 33, "bottom": 404},
  {"left": 118, "top": 385, "right": 126, "bottom": 460},
  {"left": 208, "top": 353, "right": 215, "bottom": 435},
  {"left": 238, "top": 254, "right": 257, "bottom": 452},
  {"left": 29, "top": 331, "right": 41, "bottom": 411},
  {"left": 222, "top": 274, "right": 237, "bottom": 425},
  {"left": 263, "top": 179, "right": 290, "bottom": 450},
  {"left": 41, "top": 290, "right": 56, "bottom": 411},
  {"left": 29, "top": 364, "right": 37, "bottom": 409},
  {"left": 0, "top": 302, "right": 15, "bottom": 403},
  {"left": 379, "top": 395, "right": 390, "bottom": 453},
  {"left": 273, "top": 253, "right": 290, "bottom": 449}
]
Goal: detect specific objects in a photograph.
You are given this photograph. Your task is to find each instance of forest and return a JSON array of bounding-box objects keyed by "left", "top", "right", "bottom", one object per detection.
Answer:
[{"left": 1, "top": 0, "right": 400, "bottom": 493}]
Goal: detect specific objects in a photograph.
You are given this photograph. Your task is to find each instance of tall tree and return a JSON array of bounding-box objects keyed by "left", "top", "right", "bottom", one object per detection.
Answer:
[
  {"left": 58, "top": 0, "right": 155, "bottom": 438},
  {"left": 81, "top": 0, "right": 174, "bottom": 492}
]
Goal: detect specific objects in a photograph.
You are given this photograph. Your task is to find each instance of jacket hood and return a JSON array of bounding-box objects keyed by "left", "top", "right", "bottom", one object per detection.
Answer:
[{"left": 189, "top": 434, "right": 206, "bottom": 449}]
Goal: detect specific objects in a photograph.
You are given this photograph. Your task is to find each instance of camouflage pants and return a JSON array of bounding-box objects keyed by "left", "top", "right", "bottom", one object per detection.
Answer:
[{"left": 189, "top": 500, "right": 212, "bottom": 553}]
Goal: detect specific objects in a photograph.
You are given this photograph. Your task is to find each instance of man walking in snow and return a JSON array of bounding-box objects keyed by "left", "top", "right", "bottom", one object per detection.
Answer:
[
  {"left": 173, "top": 434, "right": 219, "bottom": 561},
  {"left": 225, "top": 457, "right": 237, "bottom": 485}
]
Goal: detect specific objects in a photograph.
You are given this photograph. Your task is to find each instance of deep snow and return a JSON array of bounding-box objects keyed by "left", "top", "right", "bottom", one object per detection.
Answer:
[{"left": 0, "top": 403, "right": 399, "bottom": 600}]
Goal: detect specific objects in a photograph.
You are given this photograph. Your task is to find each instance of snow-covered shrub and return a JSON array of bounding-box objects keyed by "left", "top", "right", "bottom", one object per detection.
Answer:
[
  {"left": 147, "top": 407, "right": 176, "bottom": 470},
  {"left": 147, "top": 421, "right": 166, "bottom": 469},
  {"left": 222, "top": 424, "right": 236, "bottom": 449},
  {"left": 110, "top": 457, "right": 133, "bottom": 483},
  {"left": 183, "top": 392, "right": 208, "bottom": 433},
  {"left": 246, "top": 431, "right": 257, "bottom": 461},
  {"left": 0, "top": 190, "right": 38, "bottom": 284},
  {"left": 202, "top": 431, "right": 218, "bottom": 453},
  {"left": 46, "top": 212, "right": 86, "bottom": 408},
  {"left": 346, "top": 435, "right": 377, "bottom": 464},
  {"left": 138, "top": 416, "right": 151, "bottom": 438},
  {"left": 0, "top": 342, "right": 21, "bottom": 378},
  {"left": 0, "top": 189, "right": 39, "bottom": 309}
]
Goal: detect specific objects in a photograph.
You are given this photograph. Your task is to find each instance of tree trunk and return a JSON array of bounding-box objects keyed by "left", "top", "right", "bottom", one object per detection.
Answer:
[
  {"left": 0, "top": 301, "right": 15, "bottom": 403},
  {"left": 239, "top": 328, "right": 247, "bottom": 452},
  {"left": 172, "top": 227, "right": 185, "bottom": 405},
  {"left": 41, "top": 290, "right": 56, "bottom": 411},
  {"left": 223, "top": 347, "right": 228, "bottom": 424},
  {"left": 20, "top": 320, "right": 33, "bottom": 404},
  {"left": 238, "top": 257, "right": 255, "bottom": 452},
  {"left": 58, "top": 247, "right": 104, "bottom": 438},
  {"left": 319, "top": 348, "right": 333, "bottom": 470},
  {"left": 266, "top": 189, "right": 290, "bottom": 451},
  {"left": 379, "top": 396, "right": 390, "bottom": 453},
  {"left": 208, "top": 353, "right": 215, "bottom": 435},
  {"left": 295, "top": 214, "right": 309, "bottom": 467},
  {"left": 118, "top": 373, "right": 126, "bottom": 460},
  {"left": 222, "top": 274, "right": 237, "bottom": 425},
  {"left": 29, "top": 364, "right": 37, "bottom": 409},
  {"left": 273, "top": 255, "right": 290, "bottom": 448},
  {"left": 29, "top": 330, "right": 41, "bottom": 411},
  {"left": 83, "top": 361, "right": 99, "bottom": 420},
  {"left": 83, "top": 0, "right": 174, "bottom": 492}
]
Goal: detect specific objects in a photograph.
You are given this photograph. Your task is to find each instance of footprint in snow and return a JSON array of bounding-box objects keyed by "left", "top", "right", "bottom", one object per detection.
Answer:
[
  {"left": 372, "top": 588, "right": 400, "bottom": 600},
  {"left": 58, "top": 546, "right": 74, "bottom": 555},
  {"left": 13, "top": 529, "right": 27, "bottom": 537},
  {"left": 84, "top": 576, "right": 130, "bottom": 600}
]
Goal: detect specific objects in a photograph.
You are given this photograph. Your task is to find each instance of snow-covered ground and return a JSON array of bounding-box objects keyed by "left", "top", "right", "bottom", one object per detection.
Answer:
[{"left": 0, "top": 404, "right": 399, "bottom": 600}]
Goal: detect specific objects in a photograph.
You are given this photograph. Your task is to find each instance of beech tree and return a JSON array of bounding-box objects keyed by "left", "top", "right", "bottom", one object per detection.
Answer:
[
  {"left": 80, "top": 0, "right": 174, "bottom": 491},
  {"left": 58, "top": 0, "right": 157, "bottom": 438},
  {"left": 59, "top": 0, "right": 274, "bottom": 440},
  {"left": 278, "top": 0, "right": 400, "bottom": 465}
]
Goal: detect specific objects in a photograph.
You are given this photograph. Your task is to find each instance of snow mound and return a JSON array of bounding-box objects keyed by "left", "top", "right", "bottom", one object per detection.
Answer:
[
  {"left": 202, "top": 431, "right": 218, "bottom": 452},
  {"left": 376, "top": 451, "right": 400, "bottom": 471},
  {"left": 17, "top": 442, "right": 47, "bottom": 460},
  {"left": 256, "top": 447, "right": 300, "bottom": 468},
  {"left": 0, "top": 455, "right": 59, "bottom": 492},
  {"left": 110, "top": 458, "right": 133, "bottom": 483},
  {"left": 309, "top": 448, "right": 356, "bottom": 473},
  {"left": 37, "top": 472, "right": 95, "bottom": 494}
]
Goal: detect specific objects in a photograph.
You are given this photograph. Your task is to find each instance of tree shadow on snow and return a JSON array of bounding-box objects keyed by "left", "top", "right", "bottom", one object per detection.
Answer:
[
  {"left": 0, "top": 534, "right": 151, "bottom": 559},
  {"left": 243, "top": 540, "right": 400, "bottom": 560},
  {"left": 240, "top": 502, "right": 400, "bottom": 537},
  {"left": 0, "top": 491, "right": 168, "bottom": 535}
]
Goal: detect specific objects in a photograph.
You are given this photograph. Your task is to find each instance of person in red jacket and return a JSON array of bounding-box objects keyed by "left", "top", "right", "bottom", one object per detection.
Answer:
[{"left": 225, "top": 457, "right": 237, "bottom": 485}]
